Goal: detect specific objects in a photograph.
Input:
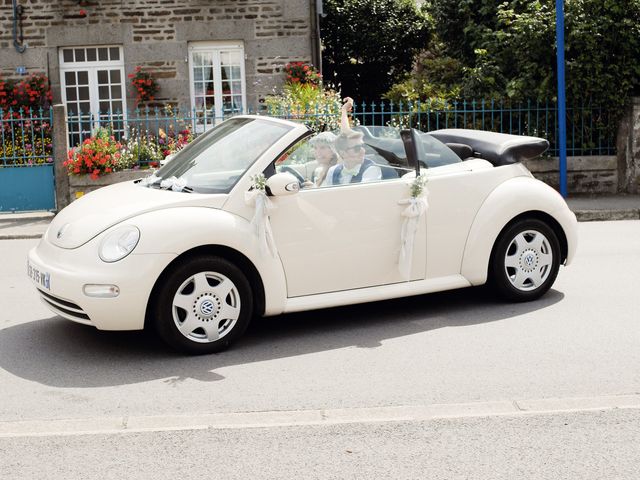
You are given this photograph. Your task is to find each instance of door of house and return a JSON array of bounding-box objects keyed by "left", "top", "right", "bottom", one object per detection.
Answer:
[
  {"left": 188, "top": 42, "right": 247, "bottom": 132},
  {"left": 59, "top": 46, "right": 128, "bottom": 146}
]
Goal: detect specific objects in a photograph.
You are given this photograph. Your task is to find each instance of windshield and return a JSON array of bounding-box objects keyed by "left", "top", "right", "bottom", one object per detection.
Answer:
[{"left": 154, "top": 117, "right": 292, "bottom": 193}]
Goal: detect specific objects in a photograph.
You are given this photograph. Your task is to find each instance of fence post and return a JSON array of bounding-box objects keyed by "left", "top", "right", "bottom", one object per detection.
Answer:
[
  {"left": 52, "top": 104, "right": 70, "bottom": 211},
  {"left": 617, "top": 97, "right": 640, "bottom": 194}
]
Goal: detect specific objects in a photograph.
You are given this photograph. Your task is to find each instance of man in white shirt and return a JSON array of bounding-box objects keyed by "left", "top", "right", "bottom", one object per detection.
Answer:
[{"left": 322, "top": 130, "right": 382, "bottom": 186}]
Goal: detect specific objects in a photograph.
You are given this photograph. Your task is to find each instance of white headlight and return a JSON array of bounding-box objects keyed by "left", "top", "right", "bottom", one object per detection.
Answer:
[{"left": 99, "top": 226, "right": 140, "bottom": 263}]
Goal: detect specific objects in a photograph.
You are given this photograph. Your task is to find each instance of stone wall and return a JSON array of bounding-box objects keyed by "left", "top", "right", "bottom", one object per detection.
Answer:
[
  {"left": 0, "top": 0, "right": 316, "bottom": 109},
  {"left": 514, "top": 97, "right": 640, "bottom": 195},
  {"left": 523, "top": 156, "right": 619, "bottom": 194}
]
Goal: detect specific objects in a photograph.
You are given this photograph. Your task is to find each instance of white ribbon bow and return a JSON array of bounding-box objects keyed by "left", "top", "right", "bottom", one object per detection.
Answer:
[
  {"left": 245, "top": 189, "right": 277, "bottom": 258},
  {"left": 139, "top": 173, "right": 160, "bottom": 186},
  {"left": 398, "top": 191, "right": 429, "bottom": 280},
  {"left": 160, "top": 176, "right": 188, "bottom": 192}
]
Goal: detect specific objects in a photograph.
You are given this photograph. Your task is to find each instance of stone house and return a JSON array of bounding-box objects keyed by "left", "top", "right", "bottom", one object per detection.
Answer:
[{"left": 1, "top": 0, "right": 322, "bottom": 124}]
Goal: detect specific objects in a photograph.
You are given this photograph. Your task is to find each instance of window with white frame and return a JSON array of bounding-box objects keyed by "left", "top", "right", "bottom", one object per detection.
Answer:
[
  {"left": 188, "top": 42, "right": 246, "bottom": 131},
  {"left": 59, "top": 46, "right": 127, "bottom": 146}
]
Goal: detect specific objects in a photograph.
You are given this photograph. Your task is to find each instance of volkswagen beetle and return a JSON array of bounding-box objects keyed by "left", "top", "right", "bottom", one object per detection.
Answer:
[{"left": 27, "top": 116, "right": 577, "bottom": 354}]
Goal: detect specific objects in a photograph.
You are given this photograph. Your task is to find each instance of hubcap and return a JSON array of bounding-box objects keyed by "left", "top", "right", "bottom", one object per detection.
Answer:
[
  {"left": 504, "top": 230, "right": 553, "bottom": 292},
  {"left": 171, "top": 272, "right": 241, "bottom": 343}
]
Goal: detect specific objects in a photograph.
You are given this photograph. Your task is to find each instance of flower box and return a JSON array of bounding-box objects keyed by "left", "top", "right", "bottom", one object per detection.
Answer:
[{"left": 69, "top": 169, "right": 150, "bottom": 200}]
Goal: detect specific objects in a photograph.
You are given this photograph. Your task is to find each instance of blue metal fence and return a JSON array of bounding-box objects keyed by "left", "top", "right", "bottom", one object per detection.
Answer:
[
  {"left": 0, "top": 107, "right": 53, "bottom": 166},
  {"left": 64, "top": 101, "right": 616, "bottom": 161},
  {"left": 345, "top": 100, "right": 616, "bottom": 157},
  {"left": 0, "top": 108, "right": 55, "bottom": 211},
  {"left": 0, "top": 100, "right": 620, "bottom": 169},
  {"left": 67, "top": 108, "right": 200, "bottom": 152}
]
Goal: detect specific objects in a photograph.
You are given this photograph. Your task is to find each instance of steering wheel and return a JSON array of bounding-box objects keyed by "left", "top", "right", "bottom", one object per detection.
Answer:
[{"left": 279, "top": 166, "right": 306, "bottom": 186}]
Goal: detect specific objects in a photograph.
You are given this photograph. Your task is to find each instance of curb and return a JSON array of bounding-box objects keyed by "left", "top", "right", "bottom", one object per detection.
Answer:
[
  {"left": 573, "top": 209, "right": 640, "bottom": 222},
  {"left": 0, "top": 212, "right": 53, "bottom": 240},
  {"left": 0, "top": 213, "right": 54, "bottom": 222},
  {"left": 0, "top": 234, "right": 44, "bottom": 240},
  {"left": 1, "top": 393, "right": 639, "bottom": 438}
]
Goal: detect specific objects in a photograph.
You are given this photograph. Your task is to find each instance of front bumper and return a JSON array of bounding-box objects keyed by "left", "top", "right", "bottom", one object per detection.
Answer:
[{"left": 28, "top": 236, "right": 176, "bottom": 331}]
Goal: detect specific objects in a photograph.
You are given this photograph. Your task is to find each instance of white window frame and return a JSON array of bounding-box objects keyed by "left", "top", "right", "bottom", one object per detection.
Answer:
[
  {"left": 188, "top": 41, "right": 247, "bottom": 130},
  {"left": 59, "top": 45, "right": 128, "bottom": 136}
]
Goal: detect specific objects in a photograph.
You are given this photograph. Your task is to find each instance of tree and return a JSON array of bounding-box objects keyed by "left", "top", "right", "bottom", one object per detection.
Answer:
[
  {"left": 321, "top": 0, "right": 431, "bottom": 102},
  {"left": 388, "top": 0, "right": 640, "bottom": 113},
  {"left": 425, "top": 0, "right": 504, "bottom": 65}
]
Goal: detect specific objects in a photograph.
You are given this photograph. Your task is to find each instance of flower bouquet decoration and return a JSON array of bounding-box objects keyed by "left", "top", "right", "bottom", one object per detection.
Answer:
[
  {"left": 244, "top": 173, "right": 277, "bottom": 257},
  {"left": 398, "top": 174, "right": 429, "bottom": 280}
]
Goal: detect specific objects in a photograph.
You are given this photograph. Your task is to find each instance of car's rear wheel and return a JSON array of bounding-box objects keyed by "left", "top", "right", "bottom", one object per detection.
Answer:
[
  {"left": 152, "top": 256, "right": 253, "bottom": 354},
  {"left": 490, "top": 218, "right": 561, "bottom": 302}
]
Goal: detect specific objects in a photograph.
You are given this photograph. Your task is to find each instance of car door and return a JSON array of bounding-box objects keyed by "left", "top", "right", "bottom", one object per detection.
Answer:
[{"left": 269, "top": 179, "right": 427, "bottom": 297}]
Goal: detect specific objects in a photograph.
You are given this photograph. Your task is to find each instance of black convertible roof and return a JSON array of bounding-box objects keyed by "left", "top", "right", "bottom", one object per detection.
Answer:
[{"left": 428, "top": 129, "right": 549, "bottom": 165}]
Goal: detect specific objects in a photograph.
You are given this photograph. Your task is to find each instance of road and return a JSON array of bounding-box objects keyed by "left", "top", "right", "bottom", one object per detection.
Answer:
[{"left": 0, "top": 220, "right": 639, "bottom": 478}]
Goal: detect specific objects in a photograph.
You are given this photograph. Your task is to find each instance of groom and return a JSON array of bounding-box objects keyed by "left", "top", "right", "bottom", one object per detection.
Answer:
[{"left": 322, "top": 130, "right": 382, "bottom": 186}]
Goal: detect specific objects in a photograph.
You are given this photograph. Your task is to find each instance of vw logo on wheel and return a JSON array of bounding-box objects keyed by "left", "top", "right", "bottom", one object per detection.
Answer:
[{"left": 200, "top": 299, "right": 215, "bottom": 316}]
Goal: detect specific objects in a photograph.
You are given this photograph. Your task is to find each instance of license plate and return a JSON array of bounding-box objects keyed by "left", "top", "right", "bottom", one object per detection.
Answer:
[{"left": 27, "top": 260, "right": 51, "bottom": 291}]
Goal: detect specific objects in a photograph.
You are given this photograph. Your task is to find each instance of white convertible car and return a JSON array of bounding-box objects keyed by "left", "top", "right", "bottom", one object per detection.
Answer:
[{"left": 27, "top": 116, "right": 577, "bottom": 354}]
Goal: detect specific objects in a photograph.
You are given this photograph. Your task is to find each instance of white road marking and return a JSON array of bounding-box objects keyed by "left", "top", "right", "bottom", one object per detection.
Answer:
[{"left": 1, "top": 394, "right": 639, "bottom": 438}]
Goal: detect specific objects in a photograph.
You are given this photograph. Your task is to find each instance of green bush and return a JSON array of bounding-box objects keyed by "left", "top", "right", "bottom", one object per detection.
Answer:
[
  {"left": 388, "top": 0, "right": 640, "bottom": 115},
  {"left": 264, "top": 83, "right": 343, "bottom": 133}
]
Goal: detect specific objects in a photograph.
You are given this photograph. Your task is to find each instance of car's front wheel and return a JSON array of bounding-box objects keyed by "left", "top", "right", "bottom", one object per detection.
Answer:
[
  {"left": 152, "top": 256, "right": 253, "bottom": 354},
  {"left": 490, "top": 218, "right": 561, "bottom": 302}
]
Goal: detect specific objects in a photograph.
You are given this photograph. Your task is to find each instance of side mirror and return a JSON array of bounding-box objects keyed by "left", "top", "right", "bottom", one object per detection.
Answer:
[{"left": 265, "top": 172, "right": 300, "bottom": 196}]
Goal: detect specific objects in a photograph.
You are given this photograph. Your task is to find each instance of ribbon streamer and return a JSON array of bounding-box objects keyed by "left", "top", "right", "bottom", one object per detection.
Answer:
[
  {"left": 245, "top": 189, "right": 277, "bottom": 258},
  {"left": 398, "top": 191, "right": 429, "bottom": 281},
  {"left": 160, "top": 176, "right": 187, "bottom": 192}
]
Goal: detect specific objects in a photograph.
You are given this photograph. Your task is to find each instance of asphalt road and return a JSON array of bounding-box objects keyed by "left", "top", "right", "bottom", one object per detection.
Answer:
[{"left": 0, "top": 220, "right": 639, "bottom": 478}]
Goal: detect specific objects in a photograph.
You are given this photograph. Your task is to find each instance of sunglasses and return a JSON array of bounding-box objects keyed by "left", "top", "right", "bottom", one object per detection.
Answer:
[{"left": 341, "top": 143, "right": 365, "bottom": 154}]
